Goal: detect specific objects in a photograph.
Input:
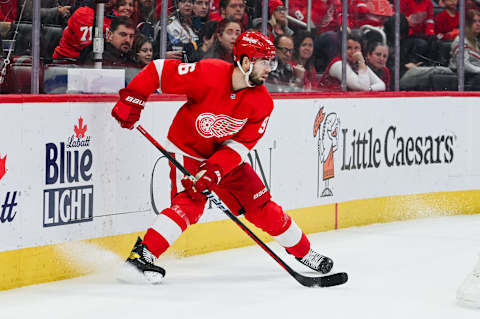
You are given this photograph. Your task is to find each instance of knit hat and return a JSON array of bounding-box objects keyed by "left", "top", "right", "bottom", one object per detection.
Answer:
[{"left": 269, "top": 0, "right": 285, "bottom": 16}]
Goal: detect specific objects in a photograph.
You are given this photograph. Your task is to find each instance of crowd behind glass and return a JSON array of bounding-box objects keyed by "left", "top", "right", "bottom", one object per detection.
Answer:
[{"left": 1, "top": 0, "right": 479, "bottom": 93}]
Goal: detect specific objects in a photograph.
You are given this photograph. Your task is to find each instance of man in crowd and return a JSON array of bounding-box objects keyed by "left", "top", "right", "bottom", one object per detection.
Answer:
[
  {"left": 192, "top": 0, "right": 210, "bottom": 34},
  {"left": 80, "top": 16, "right": 136, "bottom": 66},
  {"left": 211, "top": 0, "right": 247, "bottom": 29},
  {"left": 267, "top": 34, "right": 302, "bottom": 88}
]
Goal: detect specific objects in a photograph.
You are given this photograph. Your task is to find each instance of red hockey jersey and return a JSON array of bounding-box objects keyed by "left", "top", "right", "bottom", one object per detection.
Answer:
[
  {"left": 400, "top": 0, "right": 434, "bottom": 36},
  {"left": 434, "top": 10, "right": 459, "bottom": 41},
  {"left": 288, "top": 0, "right": 341, "bottom": 33},
  {"left": 53, "top": 6, "right": 112, "bottom": 59},
  {"left": 127, "top": 59, "right": 274, "bottom": 175}
]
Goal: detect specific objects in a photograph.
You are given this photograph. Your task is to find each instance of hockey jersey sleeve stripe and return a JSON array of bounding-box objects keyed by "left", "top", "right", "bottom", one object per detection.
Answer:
[
  {"left": 222, "top": 139, "right": 250, "bottom": 162},
  {"left": 150, "top": 214, "right": 183, "bottom": 245},
  {"left": 273, "top": 220, "right": 303, "bottom": 248},
  {"left": 153, "top": 59, "right": 165, "bottom": 93}
]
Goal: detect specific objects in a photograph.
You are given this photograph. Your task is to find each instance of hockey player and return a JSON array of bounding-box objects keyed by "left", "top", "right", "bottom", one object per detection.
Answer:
[{"left": 112, "top": 31, "right": 334, "bottom": 283}]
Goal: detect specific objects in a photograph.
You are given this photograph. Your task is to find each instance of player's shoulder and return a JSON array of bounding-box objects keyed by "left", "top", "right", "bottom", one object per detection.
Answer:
[
  {"left": 197, "top": 59, "right": 233, "bottom": 73},
  {"left": 250, "top": 85, "right": 274, "bottom": 115}
]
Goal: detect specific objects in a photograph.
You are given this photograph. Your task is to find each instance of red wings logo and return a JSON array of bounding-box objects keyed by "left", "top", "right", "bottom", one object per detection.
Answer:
[
  {"left": 0, "top": 154, "right": 6, "bottom": 181},
  {"left": 195, "top": 113, "right": 247, "bottom": 138}
]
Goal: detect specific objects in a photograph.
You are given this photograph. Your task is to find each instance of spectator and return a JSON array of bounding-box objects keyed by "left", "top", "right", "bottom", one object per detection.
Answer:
[
  {"left": 52, "top": 1, "right": 112, "bottom": 60},
  {"left": 400, "top": 0, "right": 439, "bottom": 64},
  {"left": 435, "top": 0, "right": 459, "bottom": 41},
  {"left": 348, "top": 0, "right": 393, "bottom": 29},
  {"left": 52, "top": 0, "right": 136, "bottom": 60},
  {"left": 138, "top": 0, "right": 156, "bottom": 23},
  {"left": 190, "top": 20, "right": 218, "bottom": 61},
  {"left": 164, "top": 0, "right": 199, "bottom": 60},
  {"left": 203, "top": 18, "right": 241, "bottom": 63},
  {"left": 0, "top": 1, "right": 16, "bottom": 22},
  {"left": 267, "top": 34, "right": 301, "bottom": 87},
  {"left": 449, "top": 9, "right": 480, "bottom": 88},
  {"left": 268, "top": 0, "right": 293, "bottom": 38},
  {"left": 112, "top": 0, "right": 137, "bottom": 21},
  {"left": 365, "top": 41, "right": 390, "bottom": 90},
  {"left": 288, "top": 0, "right": 341, "bottom": 34},
  {"left": 80, "top": 16, "right": 136, "bottom": 66},
  {"left": 291, "top": 31, "right": 318, "bottom": 90},
  {"left": 192, "top": 0, "right": 210, "bottom": 34},
  {"left": 249, "top": 17, "right": 274, "bottom": 42},
  {"left": 18, "top": 0, "right": 73, "bottom": 26},
  {"left": 318, "top": 33, "right": 385, "bottom": 91},
  {"left": 211, "top": 0, "right": 248, "bottom": 29},
  {"left": 132, "top": 33, "right": 153, "bottom": 67}
]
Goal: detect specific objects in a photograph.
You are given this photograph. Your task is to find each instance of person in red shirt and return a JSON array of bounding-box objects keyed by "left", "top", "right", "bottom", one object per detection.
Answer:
[
  {"left": 401, "top": 0, "right": 435, "bottom": 37},
  {"left": 52, "top": 0, "right": 137, "bottom": 60},
  {"left": 435, "top": 0, "right": 459, "bottom": 41},
  {"left": 112, "top": 32, "right": 336, "bottom": 283},
  {"left": 400, "top": 0, "right": 439, "bottom": 65},
  {"left": 348, "top": 0, "right": 393, "bottom": 28}
]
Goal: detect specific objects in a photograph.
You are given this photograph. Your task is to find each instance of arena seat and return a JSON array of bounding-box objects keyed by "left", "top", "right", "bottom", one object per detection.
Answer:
[
  {"left": 430, "top": 73, "right": 458, "bottom": 91},
  {"left": 6, "top": 23, "right": 32, "bottom": 56},
  {"left": 1, "top": 55, "right": 43, "bottom": 93},
  {"left": 41, "top": 25, "right": 64, "bottom": 60},
  {"left": 6, "top": 23, "right": 64, "bottom": 59}
]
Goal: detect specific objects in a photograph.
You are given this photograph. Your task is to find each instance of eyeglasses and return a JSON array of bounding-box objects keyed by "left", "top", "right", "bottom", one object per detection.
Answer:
[
  {"left": 277, "top": 47, "right": 294, "bottom": 54},
  {"left": 275, "top": 6, "right": 286, "bottom": 12}
]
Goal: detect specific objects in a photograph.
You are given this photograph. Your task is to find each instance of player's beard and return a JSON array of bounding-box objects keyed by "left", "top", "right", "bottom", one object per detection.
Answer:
[{"left": 249, "top": 71, "right": 264, "bottom": 86}]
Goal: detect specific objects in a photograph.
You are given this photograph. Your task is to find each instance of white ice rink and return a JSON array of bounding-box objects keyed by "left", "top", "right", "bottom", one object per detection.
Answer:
[{"left": 1, "top": 215, "right": 479, "bottom": 319}]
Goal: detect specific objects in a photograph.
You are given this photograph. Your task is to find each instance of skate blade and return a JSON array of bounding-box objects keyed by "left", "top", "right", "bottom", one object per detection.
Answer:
[{"left": 116, "top": 262, "right": 164, "bottom": 285}]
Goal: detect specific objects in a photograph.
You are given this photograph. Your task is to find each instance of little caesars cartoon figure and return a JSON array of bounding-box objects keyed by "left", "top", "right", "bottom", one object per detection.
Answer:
[{"left": 313, "top": 107, "right": 339, "bottom": 197}]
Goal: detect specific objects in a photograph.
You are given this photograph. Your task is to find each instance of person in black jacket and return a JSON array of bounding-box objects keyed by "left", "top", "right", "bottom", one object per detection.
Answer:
[{"left": 80, "top": 16, "right": 136, "bottom": 66}]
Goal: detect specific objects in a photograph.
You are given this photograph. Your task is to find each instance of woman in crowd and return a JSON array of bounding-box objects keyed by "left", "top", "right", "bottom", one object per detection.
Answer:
[
  {"left": 319, "top": 33, "right": 386, "bottom": 91},
  {"left": 132, "top": 33, "right": 153, "bottom": 67},
  {"left": 450, "top": 9, "right": 480, "bottom": 75},
  {"left": 365, "top": 41, "right": 391, "bottom": 90},
  {"left": 164, "top": 0, "right": 199, "bottom": 61},
  {"left": 113, "top": 0, "right": 138, "bottom": 23},
  {"left": 203, "top": 18, "right": 241, "bottom": 63},
  {"left": 268, "top": 0, "right": 293, "bottom": 39},
  {"left": 291, "top": 31, "right": 318, "bottom": 90}
]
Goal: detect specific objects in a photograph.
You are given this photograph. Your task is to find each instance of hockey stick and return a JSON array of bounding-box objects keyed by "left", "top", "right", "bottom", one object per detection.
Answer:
[{"left": 137, "top": 125, "right": 348, "bottom": 288}]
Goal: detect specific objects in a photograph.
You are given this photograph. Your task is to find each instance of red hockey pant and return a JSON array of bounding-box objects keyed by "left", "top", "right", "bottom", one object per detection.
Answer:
[{"left": 142, "top": 154, "right": 310, "bottom": 259}]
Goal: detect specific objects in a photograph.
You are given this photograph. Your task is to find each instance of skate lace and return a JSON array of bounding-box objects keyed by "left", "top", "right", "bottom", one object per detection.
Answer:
[
  {"left": 142, "top": 247, "right": 156, "bottom": 264},
  {"left": 301, "top": 249, "right": 324, "bottom": 268}
]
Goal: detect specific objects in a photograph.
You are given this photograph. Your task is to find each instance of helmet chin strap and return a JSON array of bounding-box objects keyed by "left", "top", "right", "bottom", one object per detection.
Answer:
[{"left": 237, "top": 61, "right": 255, "bottom": 87}]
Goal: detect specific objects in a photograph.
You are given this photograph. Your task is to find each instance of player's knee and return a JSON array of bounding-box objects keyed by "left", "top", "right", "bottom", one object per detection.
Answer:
[
  {"left": 171, "top": 192, "right": 206, "bottom": 225},
  {"left": 244, "top": 200, "right": 290, "bottom": 236}
]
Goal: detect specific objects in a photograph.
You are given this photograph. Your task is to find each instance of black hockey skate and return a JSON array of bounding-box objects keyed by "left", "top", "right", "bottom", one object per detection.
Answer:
[
  {"left": 296, "top": 249, "right": 333, "bottom": 274},
  {"left": 121, "top": 237, "right": 166, "bottom": 284}
]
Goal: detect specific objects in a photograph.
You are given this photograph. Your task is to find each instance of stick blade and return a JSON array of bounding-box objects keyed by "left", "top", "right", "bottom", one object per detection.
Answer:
[{"left": 295, "top": 272, "right": 348, "bottom": 288}]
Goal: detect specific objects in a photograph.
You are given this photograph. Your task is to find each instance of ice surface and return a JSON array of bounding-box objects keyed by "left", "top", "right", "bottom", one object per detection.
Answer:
[{"left": 1, "top": 215, "right": 479, "bottom": 319}]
